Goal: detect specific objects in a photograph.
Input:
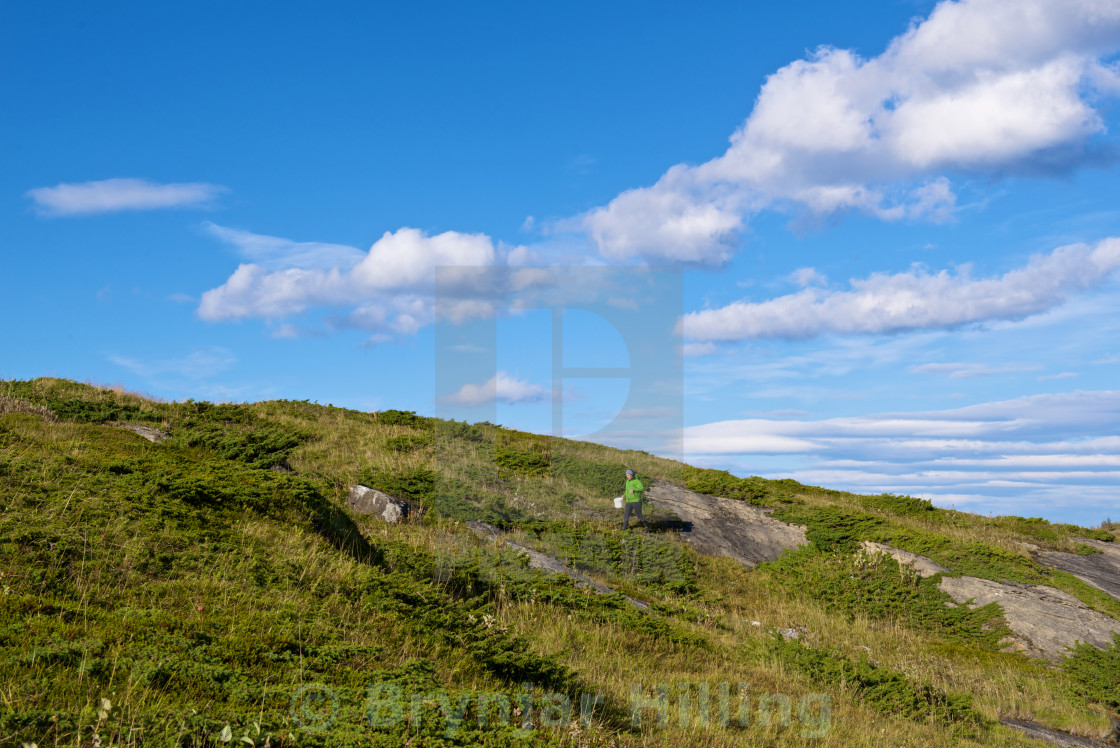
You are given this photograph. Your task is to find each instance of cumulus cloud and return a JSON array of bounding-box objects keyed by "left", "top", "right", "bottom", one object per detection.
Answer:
[
  {"left": 442, "top": 371, "right": 549, "bottom": 408},
  {"left": 28, "top": 178, "right": 225, "bottom": 216},
  {"left": 680, "top": 238, "right": 1120, "bottom": 341},
  {"left": 199, "top": 225, "right": 658, "bottom": 342},
  {"left": 581, "top": 0, "right": 1120, "bottom": 262},
  {"left": 198, "top": 226, "right": 497, "bottom": 337}
]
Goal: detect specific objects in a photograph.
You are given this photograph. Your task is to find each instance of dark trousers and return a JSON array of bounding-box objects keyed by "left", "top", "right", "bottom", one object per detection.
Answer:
[{"left": 622, "top": 501, "right": 648, "bottom": 530}]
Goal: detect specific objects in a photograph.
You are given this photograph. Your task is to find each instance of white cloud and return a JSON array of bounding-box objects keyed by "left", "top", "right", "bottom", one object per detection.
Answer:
[
  {"left": 789, "top": 267, "right": 828, "bottom": 288},
  {"left": 203, "top": 222, "right": 364, "bottom": 271},
  {"left": 583, "top": 167, "right": 747, "bottom": 263},
  {"left": 28, "top": 178, "right": 225, "bottom": 216},
  {"left": 198, "top": 226, "right": 497, "bottom": 337},
  {"left": 580, "top": 0, "right": 1120, "bottom": 262},
  {"left": 681, "top": 342, "right": 717, "bottom": 357},
  {"left": 683, "top": 390, "right": 1120, "bottom": 523},
  {"left": 910, "top": 362, "right": 1041, "bottom": 379},
  {"left": 680, "top": 238, "right": 1120, "bottom": 341},
  {"left": 442, "top": 371, "right": 549, "bottom": 408},
  {"left": 1038, "top": 371, "right": 1079, "bottom": 381},
  {"left": 683, "top": 390, "right": 1120, "bottom": 455}
]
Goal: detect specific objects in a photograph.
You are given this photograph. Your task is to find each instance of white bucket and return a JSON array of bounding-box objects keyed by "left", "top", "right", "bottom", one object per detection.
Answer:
[{"left": 613, "top": 497, "right": 624, "bottom": 509}]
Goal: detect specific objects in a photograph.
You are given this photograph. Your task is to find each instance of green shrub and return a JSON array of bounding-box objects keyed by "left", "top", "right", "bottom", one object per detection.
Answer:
[
  {"left": 764, "top": 636, "right": 982, "bottom": 727},
  {"left": 762, "top": 548, "right": 1009, "bottom": 648},
  {"left": 170, "top": 422, "right": 307, "bottom": 469},
  {"left": 375, "top": 409, "right": 430, "bottom": 429},
  {"left": 385, "top": 433, "right": 432, "bottom": 453},
  {"left": 493, "top": 445, "right": 550, "bottom": 475},
  {"left": 360, "top": 467, "right": 438, "bottom": 504},
  {"left": 773, "top": 505, "right": 885, "bottom": 553},
  {"left": 551, "top": 455, "right": 628, "bottom": 497},
  {"left": 681, "top": 465, "right": 766, "bottom": 503},
  {"left": 436, "top": 419, "right": 488, "bottom": 442},
  {"left": 860, "top": 493, "right": 940, "bottom": 519},
  {"left": 1062, "top": 634, "right": 1120, "bottom": 711}
]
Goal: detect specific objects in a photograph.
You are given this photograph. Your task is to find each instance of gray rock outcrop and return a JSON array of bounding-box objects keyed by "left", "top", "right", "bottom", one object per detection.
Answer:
[
  {"left": 118, "top": 424, "right": 170, "bottom": 443},
  {"left": 859, "top": 541, "right": 1120, "bottom": 660},
  {"left": 939, "top": 575, "right": 1120, "bottom": 660},
  {"left": 644, "top": 481, "right": 807, "bottom": 567},
  {"left": 860, "top": 541, "right": 951, "bottom": 577},
  {"left": 1037, "top": 539, "right": 1120, "bottom": 604},
  {"left": 347, "top": 485, "right": 410, "bottom": 523},
  {"left": 1000, "top": 717, "right": 1116, "bottom": 747}
]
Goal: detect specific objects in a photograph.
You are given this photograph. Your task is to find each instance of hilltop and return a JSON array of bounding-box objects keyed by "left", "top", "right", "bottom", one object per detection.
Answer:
[{"left": 1, "top": 378, "right": 1118, "bottom": 747}]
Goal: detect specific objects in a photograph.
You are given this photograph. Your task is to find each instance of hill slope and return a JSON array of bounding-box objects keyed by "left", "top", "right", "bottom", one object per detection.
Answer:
[{"left": 1, "top": 378, "right": 1118, "bottom": 747}]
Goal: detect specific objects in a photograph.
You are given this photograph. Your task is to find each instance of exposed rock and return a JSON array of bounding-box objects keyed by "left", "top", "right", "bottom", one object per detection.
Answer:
[
  {"left": 465, "top": 520, "right": 502, "bottom": 538},
  {"left": 117, "top": 424, "right": 170, "bottom": 443},
  {"left": 939, "top": 576, "right": 1120, "bottom": 661},
  {"left": 1037, "top": 540, "right": 1120, "bottom": 604},
  {"left": 464, "top": 521, "right": 648, "bottom": 609},
  {"left": 644, "top": 481, "right": 807, "bottom": 567},
  {"left": 347, "top": 485, "right": 410, "bottom": 524},
  {"left": 859, "top": 541, "right": 1120, "bottom": 660},
  {"left": 778, "top": 626, "right": 808, "bottom": 641},
  {"left": 1000, "top": 717, "right": 1116, "bottom": 747},
  {"left": 861, "top": 541, "right": 951, "bottom": 578}
]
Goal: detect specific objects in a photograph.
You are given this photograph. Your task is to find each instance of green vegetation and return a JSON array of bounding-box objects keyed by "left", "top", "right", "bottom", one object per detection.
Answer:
[
  {"left": 1062, "top": 634, "right": 1120, "bottom": 711},
  {"left": 761, "top": 635, "right": 983, "bottom": 728},
  {"left": 761, "top": 548, "right": 1010, "bottom": 648},
  {"left": 681, "top": 464, "right": 767, "bottom": 504},
  {"left": 769, "top": 499, "right": 1120, "bottom": 622},
  {"left": 1, "top": 377, "right": 1118, "bottom": 747}
]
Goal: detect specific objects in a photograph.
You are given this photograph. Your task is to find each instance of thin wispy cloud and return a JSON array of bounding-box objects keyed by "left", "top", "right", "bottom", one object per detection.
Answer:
[
  {"left": 203, "top": 222, "right": 364, "bottom": 271},
  {"left": 28, "top": 178, "right": 225, "bottom": 216},
  {"left": 683, "top": 390, "right": 1120, "bottom": 453},
  {"left": 680, "top": 238, "right": 1120, "bottom": 341},
  {"left": 109, "top": 346, "right": 236, "bottom": 380},
  {"left": 683, "top": 390, "right": 1120, "bottom": 523},
  {"left": 910, "top": 362, "right": 1041, "bottom": 379},
  {"left": 789, "top": 267, "right": 828, "bottom": 288}
]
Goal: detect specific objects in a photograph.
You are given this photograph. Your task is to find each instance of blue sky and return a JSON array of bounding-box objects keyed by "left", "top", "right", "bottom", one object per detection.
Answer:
[{"left": 4, "top": 0, "right": 1120, "bottom": 526}]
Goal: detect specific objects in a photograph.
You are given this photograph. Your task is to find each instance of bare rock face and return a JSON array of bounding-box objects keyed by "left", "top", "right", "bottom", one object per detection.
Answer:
[
  {"left": 939, "top": 576, "right": 1120, "bottom": 661},
  {"left": 1037, "top": 539, "right": 1120, "bottom": 604},
  {"left": 860, "top": 541, "right": 951, "bottom": 578},
  {"left": 347, "top": 485, "right": 410, "bottom": 524},
  {"left": 1000, "top": 718, "right": 1116, "bottom": 748},
  {"left": 644, "top": 481, "right": 807, "bottom": 567},
  {"left": 118, "top": 424, "right": 170, "bottom": 443},
  {"left": 860, "top": 541, "right": 1120, "bottom": 660}
]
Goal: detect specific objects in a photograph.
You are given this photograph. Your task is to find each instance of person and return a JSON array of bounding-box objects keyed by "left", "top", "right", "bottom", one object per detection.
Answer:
[{"left": 622, "top": 468, "right": 649, "bottom": 531}]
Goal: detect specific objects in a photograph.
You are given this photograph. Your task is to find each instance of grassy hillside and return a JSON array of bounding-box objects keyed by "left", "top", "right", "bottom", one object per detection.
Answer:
[{"left": 1, "top": 378, "right": 1118, "bottom": 747}]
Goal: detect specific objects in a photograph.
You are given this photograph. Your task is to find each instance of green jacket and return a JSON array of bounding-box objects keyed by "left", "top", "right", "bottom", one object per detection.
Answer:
[{"left": 624, "top": 477, "right": 645, "bottom": 503}]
